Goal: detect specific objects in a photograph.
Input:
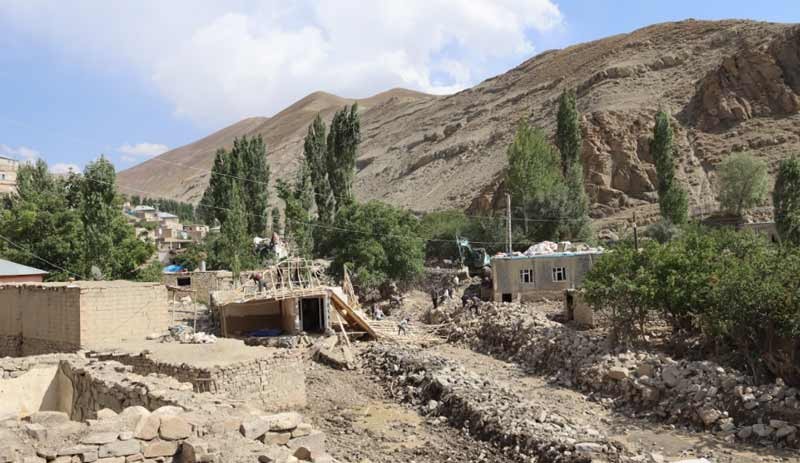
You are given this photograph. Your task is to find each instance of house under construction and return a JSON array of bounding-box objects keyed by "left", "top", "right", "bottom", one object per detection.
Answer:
[{"left": 210, "top": 259, "right": 376, "bottom": 339}]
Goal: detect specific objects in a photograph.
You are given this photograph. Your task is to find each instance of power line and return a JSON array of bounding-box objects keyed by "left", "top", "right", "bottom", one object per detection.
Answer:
[
  {"left": 1, "top": 115, "right": 589, "bottom": 225},
  {"left": 0, "top": 233, "right": 85, "bottom": 280}
]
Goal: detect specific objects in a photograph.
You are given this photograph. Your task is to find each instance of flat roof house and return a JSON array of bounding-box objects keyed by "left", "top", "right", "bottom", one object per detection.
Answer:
[
  {"left": 0, "top": 259, "right": 48, "bottom": 283},
  {"left": 0, "top": 156, "right": 19, "bottom": 195},
  {"left": 491, "top": 245, "right": 602, "bottom": 303}
]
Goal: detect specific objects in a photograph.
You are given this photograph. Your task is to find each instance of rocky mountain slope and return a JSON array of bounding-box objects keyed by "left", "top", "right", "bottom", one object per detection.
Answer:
[{"left": 118, "top": 19, "right": 800, "bottom": 222}]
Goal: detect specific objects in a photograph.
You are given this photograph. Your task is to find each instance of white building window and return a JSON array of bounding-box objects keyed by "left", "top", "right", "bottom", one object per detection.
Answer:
[
  {"left": 552, "top": 267, "right": 568, "bottom": 282},
  {"left": 519, "top": 268, "right": 534, "bottom": 284},
  {"left": 0, "top": 173, "right": 5, "bottom": 180}
]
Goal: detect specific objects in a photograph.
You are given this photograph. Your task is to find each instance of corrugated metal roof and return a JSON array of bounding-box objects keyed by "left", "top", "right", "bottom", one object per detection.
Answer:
[{"left": 0, "top": 259, "right": 48, "bottom": 276}]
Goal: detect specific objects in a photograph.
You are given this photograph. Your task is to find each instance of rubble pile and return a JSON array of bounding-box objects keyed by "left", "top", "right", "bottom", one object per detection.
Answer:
[
  {"left": 1, "top": 406, "right": 333, "bottom": 463},
  {"left": 435, "top": 301, "right": 800, "bottom": 449},
  {"left": 363, "top": 343, "right": 634, "bottom": 463}
]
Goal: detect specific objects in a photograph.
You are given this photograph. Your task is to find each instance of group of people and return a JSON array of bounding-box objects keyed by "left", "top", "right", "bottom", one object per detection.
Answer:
[{"left": 430, "top": 276, "right": 459, "bottom": 309}]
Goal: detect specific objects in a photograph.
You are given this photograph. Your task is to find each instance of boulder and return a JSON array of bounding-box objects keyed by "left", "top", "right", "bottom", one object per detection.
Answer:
[
  {"left": 98, "top": 440, "right": 141, "bottom": 458},
  {"left": 261, "top": 432, "right": 291, "bottom": 446},
  {"left": 23, "top": 423, "right": 47, "bottom": 440},
  {"left": 134, "top": 415, "right": 160, "bottom": 441},
  {"left": 265, "top": 412, "right": 303, "bottom": 432},
  {"left": 142, "top": 440, "right": 179, "bottom": 458},
  {"left": 240, "top": 417, "right": 270, "bottom": 440},
  {"left": 28, "top": 411, "right": 70, "bottom": 426},
  {"left": 159, "top": 416, "right": 192, "bottom": 440},
  {"left": 606, "top": 367, "right": 629, "bottom": 381},
  {"left": 287, "top": 431, "right": 325, "bottom": 456},
  {"left": 151, "top": 406, "right": 184, "bottom": 417},
  {"left": 661, "top": 366, "right": 681, "bottom": 388},
  {"left": 82, "top": 432, "right": 119, "bottom": 445},
  {"left": 96, "top": 409, "right": 118, "bottom": 420}
]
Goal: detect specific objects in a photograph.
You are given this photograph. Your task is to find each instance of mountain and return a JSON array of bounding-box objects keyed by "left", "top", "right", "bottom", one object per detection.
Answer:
[{"left": 118, "top": 19, "right": 800, "bottom": 224}]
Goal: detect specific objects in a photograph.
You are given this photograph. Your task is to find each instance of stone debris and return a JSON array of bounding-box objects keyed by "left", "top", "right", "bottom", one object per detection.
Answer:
[
  {"left": 363, "top": 343, "right": 640, "bottom": 462},
  {"left": 434, "top": 300, "right": 800, "bottom": 449}
]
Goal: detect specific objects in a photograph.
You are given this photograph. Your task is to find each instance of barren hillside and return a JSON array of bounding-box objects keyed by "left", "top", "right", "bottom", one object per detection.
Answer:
[{"left": 118, "top": 19, "right": 800, "bottom": 222}]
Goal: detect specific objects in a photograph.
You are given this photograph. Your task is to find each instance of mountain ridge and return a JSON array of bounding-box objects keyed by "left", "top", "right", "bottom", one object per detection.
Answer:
[{"left": 119, "top": 19, "right": 800, "bottom": 224}]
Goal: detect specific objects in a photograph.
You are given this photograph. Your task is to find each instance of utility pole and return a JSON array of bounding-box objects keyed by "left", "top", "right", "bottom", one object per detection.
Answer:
[
  {"left": 506, "top": 193, "right": 512, "bottom": 254},
  {"left": 633, "top": 211, "right": 639, "bottom": 250}
]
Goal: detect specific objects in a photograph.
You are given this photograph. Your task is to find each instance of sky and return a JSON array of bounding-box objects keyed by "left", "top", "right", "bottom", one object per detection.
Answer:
[{"left": 0, "top": 0, "right": 798, "bottom": 175}]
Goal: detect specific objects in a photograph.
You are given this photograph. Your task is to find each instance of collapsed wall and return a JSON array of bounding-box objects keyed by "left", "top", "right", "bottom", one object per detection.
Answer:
[{"left": 436, "top": 301, "right": 800, "bottom": 448}]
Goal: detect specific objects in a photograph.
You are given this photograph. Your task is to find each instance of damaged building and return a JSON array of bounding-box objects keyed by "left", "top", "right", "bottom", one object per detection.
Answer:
[{"left": 491, "top": 242, "right": 602, "bottom": 302}]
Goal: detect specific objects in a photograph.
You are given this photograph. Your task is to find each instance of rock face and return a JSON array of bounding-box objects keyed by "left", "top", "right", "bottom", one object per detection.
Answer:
[{"left": 118, "top": 20, "right": 800, "bottom": 223}]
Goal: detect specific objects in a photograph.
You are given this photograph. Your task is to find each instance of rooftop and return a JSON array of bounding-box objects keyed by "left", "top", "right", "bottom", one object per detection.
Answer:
[
  {"left": 133, "top": 205, "right": 156, "bottom": 212},
  {"left": 0, "top": 259, "right": 48, "bottom": 277},
  {"left": 158, "top": 211, "right": 178, "bottom": 219}
]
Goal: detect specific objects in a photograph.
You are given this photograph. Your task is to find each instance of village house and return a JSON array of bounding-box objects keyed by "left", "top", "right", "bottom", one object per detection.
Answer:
[
  {"left": 0, "top": 156, "right": 18, "bottom": 195},
  {"left": 131, "top": 204, "right": 158, "bottom": 222},
  {"left": 0, "top": 259, "right": 48, "bottom": 283},
  {"left": 184, "top": 223, "right": 209, "bottom": 241},
  {"left": 491, "top": 243, "right": 602, "bottom": 302},
  {"left": 162, "top": 269, "right": 235, "bottom": 305}
]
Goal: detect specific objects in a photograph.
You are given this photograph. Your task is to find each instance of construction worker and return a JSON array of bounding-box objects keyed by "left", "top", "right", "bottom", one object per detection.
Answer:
[
  {"left": 397, "top": 317, "right": 410, "bottom": 336},
  {"left": 250, "top": 272, "right": 265, "bottom": 293}
]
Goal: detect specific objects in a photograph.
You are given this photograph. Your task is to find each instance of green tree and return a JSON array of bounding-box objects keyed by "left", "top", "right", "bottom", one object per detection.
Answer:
[
  {"left": 556, "top": 89, "right": 581, "bottom": 175},
  {"left": 304, "top": 114, "right": 334, "bottom": 224},
  {"left": 199, "top": 148, "right": 231, "bottom": 225},
  {"left": 650, "top": 110, "right": 688, "bottom": 224},
  {"left": 81, "top": 156, "right": 153, "bottom": 279},
  {"left": 326, "top": 104, "right": 361, "bottom": 211},
  {"left": 271, "top": 208, "right": 282, "bottom": 235},
  {"left": 215, "top": 184, "right": 252, "bottom": 277},
  {"left": 774, "top": 156, "right": 800, "bottom": 245},
  {"left": 238, "top": 135, "right": 270, "bottom": 235},
  {"left": 505, "top": 121, "right": 573, "bottom": 243},
  {"left": 717, "top": 152, "right": 769, "bottom": 217},
  {"left": 329, "top": 201, "right": 424, "bottom": 290},
  {"left": 277, "top": 159, "right": 315, "bottom": 257},
  {"left": 0, "top": 160, "right": 87, "bottom": 280}
]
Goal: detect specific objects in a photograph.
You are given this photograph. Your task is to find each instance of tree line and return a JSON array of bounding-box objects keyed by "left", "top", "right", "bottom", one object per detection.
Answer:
[{"left": 0, "top": 158, "right": 154, "bottom": 281}]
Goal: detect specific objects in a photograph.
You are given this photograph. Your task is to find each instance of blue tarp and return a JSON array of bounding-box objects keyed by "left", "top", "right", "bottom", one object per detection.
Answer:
[
  {"left": 248, "top": 328, "right": 283, "bottom": 337},
  {"left": 163, "top": 265, "right": 184, "bottom": 273}
]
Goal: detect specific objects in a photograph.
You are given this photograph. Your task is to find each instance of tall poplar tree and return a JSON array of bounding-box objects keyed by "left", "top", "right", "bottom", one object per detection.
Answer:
[
  {"left": 239, "top": 135, "right": 270, "bottom": 236},
  {"left": 326, "top": 103, "right": 361, "bottom": 211},
  {"left": 303, "top": 114, "right": 333, "bottom": 224},
  {"left": 555, "top": 89, "right": 591, "bottom": 239},
  {"left": 556, "top": 89, "right": 582, "bottom": 175},
  {"left": 199, "top": 148, "right": 230, "bottom": 225},
  {"left": 277, "top": 159, "right": 315, "bottom": 256},
  {"left": 651, "top": 110, "right": 688, "bottom": 224}
]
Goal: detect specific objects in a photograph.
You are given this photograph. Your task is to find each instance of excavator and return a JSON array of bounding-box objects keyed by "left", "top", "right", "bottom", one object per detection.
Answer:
[{"left": 456, "top": 236, "right": 491, "bottom": 273}]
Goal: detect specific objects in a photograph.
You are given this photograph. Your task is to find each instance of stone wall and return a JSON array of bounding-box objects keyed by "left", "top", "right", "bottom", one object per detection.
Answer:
[
  {"left": 0, "top": 334, "right": 21, "bottom": 357},
  {"left": 88, "top": 350, "right": 307, "bottom": 410}
]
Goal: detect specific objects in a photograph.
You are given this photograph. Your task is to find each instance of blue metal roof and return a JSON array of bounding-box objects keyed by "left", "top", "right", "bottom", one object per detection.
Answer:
[{"left": 0, "top": 259, "right": 48, "bottom": 276}]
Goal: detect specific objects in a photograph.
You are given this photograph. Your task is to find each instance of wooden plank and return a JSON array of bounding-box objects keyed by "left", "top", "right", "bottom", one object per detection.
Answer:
[{"left": 329, "top": 290, "right": 379, "bottom": 339}]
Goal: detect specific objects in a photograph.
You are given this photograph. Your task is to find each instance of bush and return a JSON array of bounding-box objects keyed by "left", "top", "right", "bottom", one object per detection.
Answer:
[
  {"left": 328, "top": 201, "right": 424, "bottom": 291},
  {"left": 717, "top": 152, "right": 768, "bottom": 216},
  {"left": 583, "top": 225, "right": 800, "bottom": 382}
]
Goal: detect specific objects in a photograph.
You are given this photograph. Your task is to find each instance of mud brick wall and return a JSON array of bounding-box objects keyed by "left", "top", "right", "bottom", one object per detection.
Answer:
[
  {"left": 89, "top": 351, "right": 307, "bottom": 410},
  {"left": 0, "top": 282, "right": 169, "bottom": 356},
  {"left": 0, "top": 334, "right": 21, "bottom": 357},
  {"left": 78, "top": 282, "right": 170, "bottom": 346},
  {"left": 0, "top": 284, "right": 82, "bottom": 356}
]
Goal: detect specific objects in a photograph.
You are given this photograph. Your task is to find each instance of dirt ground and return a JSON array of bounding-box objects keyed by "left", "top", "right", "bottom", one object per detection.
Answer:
[
  {"left": 94, "top": 337, "right": 279, "bottom": 367},
  {"left": 303, "top": 361, "right": 504, "bottom": 463}
]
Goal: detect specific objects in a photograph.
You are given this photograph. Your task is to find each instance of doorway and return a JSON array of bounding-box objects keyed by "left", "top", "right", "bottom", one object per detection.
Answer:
[
  {"left": 502, "top": 293, "right": 513, "bottom": 303},
  {"left": 300, "top": 297, "right": 324, "bottom": 332}
]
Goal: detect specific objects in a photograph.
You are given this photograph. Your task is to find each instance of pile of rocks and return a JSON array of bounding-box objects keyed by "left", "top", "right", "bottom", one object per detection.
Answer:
[
  {"left": 436, "top": 301, "right": 800, "bottom": 449},
  {"left": 3, "top": 406, "right": 333, "bottom": 463},
  {"left": 363, "top": 343, "right": 635, "bottom": 463}
]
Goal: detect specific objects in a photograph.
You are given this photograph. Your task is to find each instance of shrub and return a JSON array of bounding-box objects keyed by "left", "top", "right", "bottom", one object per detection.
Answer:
[{"left": 328, "top": 201, "right": 424, "bottom": 291}]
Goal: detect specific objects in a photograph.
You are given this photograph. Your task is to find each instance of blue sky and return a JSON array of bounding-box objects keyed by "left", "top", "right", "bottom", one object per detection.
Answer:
[{"left": 0, "top": 0, "right": 797, "bottom": 174}]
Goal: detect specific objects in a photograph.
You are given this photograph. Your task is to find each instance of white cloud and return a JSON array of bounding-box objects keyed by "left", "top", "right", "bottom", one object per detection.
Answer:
[
  {"left": 0, "top": 144, "right": 40, "bottom": 162},
  {"left": 49, "top": 163, "right": 80, "bottom": 175},
  {"left": 0, "top": 1, "right": 563, "bottom": 128},
  {"left": 117, "top": 143, "right": 170, "bottom": 158}
]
